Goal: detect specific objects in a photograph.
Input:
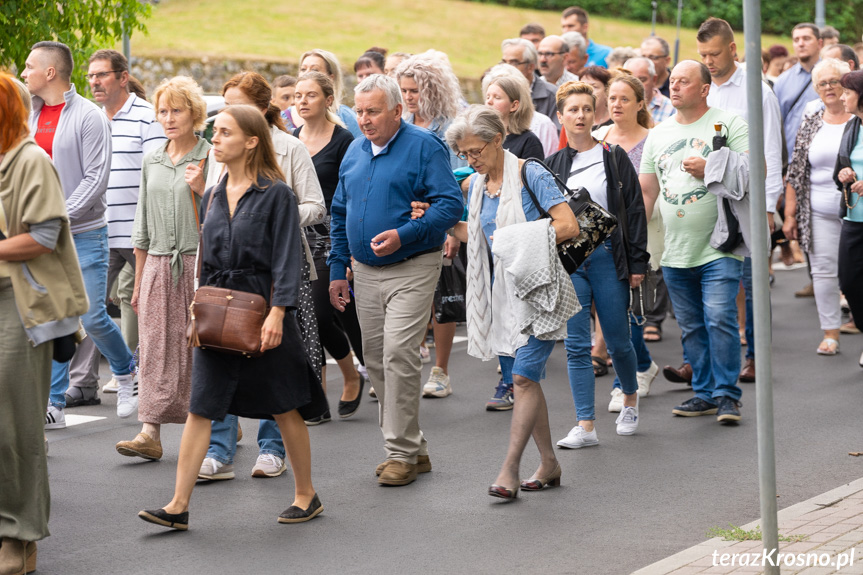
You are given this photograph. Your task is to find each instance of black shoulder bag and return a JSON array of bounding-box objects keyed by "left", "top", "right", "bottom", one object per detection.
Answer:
[{"left": 520, "top": 158, "right": 618, "bottom": 275}]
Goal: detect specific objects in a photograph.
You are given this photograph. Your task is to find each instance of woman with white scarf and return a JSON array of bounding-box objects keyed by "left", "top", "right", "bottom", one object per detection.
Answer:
[{"left": 428, "top": 106, "right": 579, "bottom": 500}]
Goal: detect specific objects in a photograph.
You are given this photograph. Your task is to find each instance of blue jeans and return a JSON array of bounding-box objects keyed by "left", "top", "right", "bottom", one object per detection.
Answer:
[
  {"left": 207, "top": 416, "right": 285, "bottom": 465},
  {"left": 742, "top": 256, "right": 754, "bottom": 360},
  {"left": 662, "top": 257, "right": 743, "bottom": 402},
  {"left": 50, "top": 227, "right": 133, "bottom": 407},
  {"left": 613, "top": 314, "right": 653, "bottom": 390},
  {"left": 564, "top": 241, "right": 638, "bottom": 421}
]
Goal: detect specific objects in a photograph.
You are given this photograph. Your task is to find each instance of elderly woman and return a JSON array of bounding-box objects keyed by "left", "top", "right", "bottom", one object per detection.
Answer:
[
  {"left": 785, "top": 59, "right": 852, "bottom": 356},
  {"left": 591, "top": 74, "right": 660, "bottom": 405},
  {"left": 292, "top": 49, "right": 361, "bottom": 138},
  {"left": 0, "top": 73, "right": 88, "bottom": 575},
  {"left": 483, "top": 73, "right": 544, "bottom": 161},
  {"left": 547, "top": 81, "right": 649, "bottom": 449},
  {"left": 835, "top": 69, "right": 863, "bottom": 366},
  {"left": 115, "top": 77, "right": 210, "bottom": 461},
  {"left": 441, "top": 105, "right": 579, "bottom": 499}
]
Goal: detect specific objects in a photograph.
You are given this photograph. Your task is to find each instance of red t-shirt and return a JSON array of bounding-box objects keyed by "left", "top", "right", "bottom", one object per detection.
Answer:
[{"left": 35, "top": 102, "right": 65, "bottom": 158}]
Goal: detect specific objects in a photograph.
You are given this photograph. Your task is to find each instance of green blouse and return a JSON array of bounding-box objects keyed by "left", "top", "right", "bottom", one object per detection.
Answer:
[{"left": 132, "top": 137, "right": 211, "bottom": 283}]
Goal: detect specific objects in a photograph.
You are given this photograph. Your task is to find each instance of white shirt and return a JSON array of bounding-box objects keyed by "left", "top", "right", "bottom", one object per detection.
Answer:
[
  {"left": 542, "top": 69, "right": 579, "bottom": 88},
  {"left": 567, "top": 143, "right": 608, "bottom": 211},
  {"left": 530, "top": 113, "right": 559, "bottom": 158},
  {"left": 105, "top": 93, "right": 166, "bottom": 249},
  {"left": 707, "top": 64, "right": 783, "bottom": 213},
  {"left": 808, "top": 121, "right": 847, "bottom": 217}
]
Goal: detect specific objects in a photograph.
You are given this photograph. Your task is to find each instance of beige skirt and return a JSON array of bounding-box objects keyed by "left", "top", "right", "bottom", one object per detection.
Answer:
[{"left": 138, "top": 254, "right": 195, "bottom": 424}]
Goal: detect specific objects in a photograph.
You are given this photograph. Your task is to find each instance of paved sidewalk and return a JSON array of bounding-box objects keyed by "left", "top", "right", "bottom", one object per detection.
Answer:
[{"left": 634, "top": 478, "right": 863, "bottom": 574}]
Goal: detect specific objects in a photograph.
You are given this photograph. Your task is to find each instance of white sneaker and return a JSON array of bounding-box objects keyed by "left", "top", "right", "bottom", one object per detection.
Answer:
[
  {"left": 423, "top": 367, "right": 452, "bottom": 398},
  {"left": 608, "top": 388, "right": 624, "bottom": 412},
  {"left": 45, "top": 405, "right": 66, "bottom": 430},
  {"left": 198, "top": 457, "right": 235, "bottom": 480},
  {"left": 419, "top": 345, "right": 431, "bottom": 364},
  {"left": 116, "top": 374, "right": 138, "bottom": 418},
  {"left": 101, "top": 376, "right": 119, "bottom": 394},
  {"left": 636, "top": 361, "right": 659, "bottom": 397},
  {"left": 357, "top": 364, "right": 368, "bottom": 380},
  {"left": 616, "top": 401, "right": 639, "bottom": 436},
  {"left": 251, "top": 454, "right": 287, "bottom": 478},
  {"left": 556, "top": 425, "right": 599, "bottom": 449}
]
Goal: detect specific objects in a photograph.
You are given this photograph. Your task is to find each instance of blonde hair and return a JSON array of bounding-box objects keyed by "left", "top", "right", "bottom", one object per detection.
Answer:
[
  {"left": 482, "top": 70, "right": 534, "bottom": 135},
  {"left": 151, "top": 76, "right": 207, "bottom": 132},
  {"left": 300, "top": 49, "right": 346, "bottom": 112},
  {"left": 556, "top": 80, "right": 596, "bottom": 112},
  {"left": 395, "top": 51, "right": 462, "bottom": 125},
  {"left": 296, "top": 71, "right": 346, "bottom": 128}
]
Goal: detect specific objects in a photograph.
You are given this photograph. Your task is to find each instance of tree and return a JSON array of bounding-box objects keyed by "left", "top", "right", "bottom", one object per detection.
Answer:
[{"left": 0, "top": 0, "right": 152, "bottom": 89}]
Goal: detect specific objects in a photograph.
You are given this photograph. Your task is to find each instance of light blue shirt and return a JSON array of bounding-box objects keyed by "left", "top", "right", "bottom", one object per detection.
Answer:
[
  {"left": 586, "top": 39, "right": 612, "bottom": 68},
  {"left": 773, "top": 62, "right": 820, "bottom": 159},
  {"left": 846, "top": 126, "right": 863, "bottom": 222}
]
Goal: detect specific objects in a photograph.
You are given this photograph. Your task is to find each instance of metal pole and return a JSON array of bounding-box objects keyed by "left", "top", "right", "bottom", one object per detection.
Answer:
[
  {"left": 743, "top": 0, "right": 779, "bottom": 572},
  {"left": 673, "top": 0, "right": 683, "bottom": 65},
  {"left": 651, "top": 1, "right": 658, "bottom": 36},
  {"left": 122, "top": 27, "right": 131, "bottom": 61},
  {"left": 815, "top": 0, "right": 826, "bottom": 28}
]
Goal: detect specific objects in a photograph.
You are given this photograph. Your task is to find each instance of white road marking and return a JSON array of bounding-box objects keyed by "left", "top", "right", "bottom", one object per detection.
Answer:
[{"left": 65, "top": 414, "right": 107, "bottom": 427}]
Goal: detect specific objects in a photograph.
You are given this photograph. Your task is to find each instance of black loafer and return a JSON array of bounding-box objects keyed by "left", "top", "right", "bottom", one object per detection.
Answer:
[
  {"left": 278, "top": 494, "right": 323, "bottom": 523},
  {"left": 337, "top": 376, "right": 365, "bottom": 419},
  {"left": 138, "top": 508, "right": 188, "bottom": 531}
]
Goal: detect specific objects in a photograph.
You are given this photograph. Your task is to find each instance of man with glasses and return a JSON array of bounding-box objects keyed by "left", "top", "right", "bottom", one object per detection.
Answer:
[
  {"left": 63, "top": 50, "right": 166, "bottom": 408},
  {"left": 21, "top": 41, "right": 136, "bottom": 430},
  {"left": 538, "top": 35, "right": 578, "bottom": 87},
  {"left": 696, "top": 17, "right": 782, "bottom": 384},
  {"left": 560, "top": 6, "right": 611, "bottom": 68},
  {"left": 501, "top": 38, "right": 560, "bottom": 130},
  {"left": 641, "top": 37, "right": 673, "bottom": 97}
]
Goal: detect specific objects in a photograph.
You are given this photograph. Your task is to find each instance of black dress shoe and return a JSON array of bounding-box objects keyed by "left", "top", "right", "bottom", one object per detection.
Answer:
[
  {"left": 278, "top": 494, "right": 323, "bottom": 523},
  {"left": 337, "top": 375, "right": 365, "bottom": 419},
  {"left": 138, "top": 508, "right": 188, "bottom": 531}
]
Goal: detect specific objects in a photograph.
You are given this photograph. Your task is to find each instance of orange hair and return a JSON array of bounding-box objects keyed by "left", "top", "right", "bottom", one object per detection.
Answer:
[{"left": 0, "top": 73, "right": 29, "bottom": 154}]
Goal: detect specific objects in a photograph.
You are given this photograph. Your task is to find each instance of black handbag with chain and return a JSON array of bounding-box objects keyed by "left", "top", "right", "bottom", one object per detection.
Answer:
[{"left": 520, "top": 158, "right": 618, "bottom": 275}]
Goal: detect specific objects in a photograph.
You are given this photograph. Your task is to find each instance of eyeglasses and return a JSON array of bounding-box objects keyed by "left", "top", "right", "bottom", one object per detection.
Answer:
[
  {"left": 817, "top": 79, "right": 842, "bottom": 90},
  {"left": 86, "top": 71, "right": 120, "bottom": 81},
  {"left": 537, "top": 51, "right": 566, "bottom": 58},
  {"left": 645, "top": 54, "right": 669, "bottom": 61},
  {"left": 457, "top": 141, "right": 490, "bottom": 161},
  {"left": 500, "top": 59, "right": 529, "bottom": 68}
]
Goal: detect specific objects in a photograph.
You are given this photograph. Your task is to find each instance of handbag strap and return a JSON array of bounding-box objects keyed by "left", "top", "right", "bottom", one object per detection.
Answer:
[
  {"left": 190, "top": 158, "right": 206, "bottom": 232},
  {"left": 194, "top": 187, "right": 218, "bottom": 288}
]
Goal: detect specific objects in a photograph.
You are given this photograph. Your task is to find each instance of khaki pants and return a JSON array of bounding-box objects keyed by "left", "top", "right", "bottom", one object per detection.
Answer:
[{"left": 353, "top": 251, "right": 442, "bottom": 463}]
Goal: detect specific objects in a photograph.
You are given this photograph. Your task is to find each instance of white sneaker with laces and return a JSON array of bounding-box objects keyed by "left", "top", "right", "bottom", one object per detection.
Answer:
[
  {"left": 422, "top": 367, "right": 452, "bottom": 398},
  {"left": 616, "top": 401, "right": 639, "bottom": 436},
  {"left": 102, "top": 376, "right": 119, "bottom": 394},
  {"left": 116, "top": 373, "right": 138, "bottom": 418},
  {"left": 557, "top": 425, "right": 599, "bottom": 449},
  {"left": 636, "top": 361, "right": 659, "bottom": 397},
  {"left": 45, "top": 405, "right": 66, "bottom": 430},
  {"left": 608, "top": 388, "right": 624, "bottom": 412},
  {"left": 251, "top": 454, "right": 287, "bottom": 478},
  {"left": 198, "top": 457, "right": 235, "bottom": 480}
]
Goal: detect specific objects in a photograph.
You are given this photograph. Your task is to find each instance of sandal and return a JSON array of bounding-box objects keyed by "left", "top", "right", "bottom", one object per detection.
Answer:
[
  {"left": 592, "top": 356, "right": 609, "bottom": 377},
  {"left": 643, "top": 326, "right": 662, "bottom": 342},
  {"left": 817, "top": 338, "right": 840, "bottom": 356}
]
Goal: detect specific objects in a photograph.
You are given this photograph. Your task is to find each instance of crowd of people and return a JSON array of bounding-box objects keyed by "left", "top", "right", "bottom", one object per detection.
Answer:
[{"left": 2, "top": 4, "right": 863, "bottom": 569}]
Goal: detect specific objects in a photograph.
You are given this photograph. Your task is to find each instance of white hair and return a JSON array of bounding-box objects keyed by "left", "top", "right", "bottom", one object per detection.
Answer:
[
  {"left": 355, "top": 74, "right": 403, "bottom": 110},
  {"left": 812, "top": 57, "right": 852, "bottom": 86},
  {"left": 561, "top": 31, "right": 587, "bottom": 56},
  {"left": 625, "top": 56, "right": 657, "bottom": 77},
  {"left": 501, "top": 38, "right": 538, "bottom": 66}
]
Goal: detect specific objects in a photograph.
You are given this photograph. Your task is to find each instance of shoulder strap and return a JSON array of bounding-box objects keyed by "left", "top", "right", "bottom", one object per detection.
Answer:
[
  {"left": 190, "top": 158, "right": 206, "bottom": 232},
  {"left": 194, "top": 187, "right": 218, "bottom": 287}
]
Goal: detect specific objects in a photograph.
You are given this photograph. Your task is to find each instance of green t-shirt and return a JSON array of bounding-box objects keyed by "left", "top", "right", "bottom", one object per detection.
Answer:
[{"left": 641, "top": 107, "right": 748, "bottom": 268}]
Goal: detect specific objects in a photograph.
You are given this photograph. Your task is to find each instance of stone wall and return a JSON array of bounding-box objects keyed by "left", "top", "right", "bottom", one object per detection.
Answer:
[{"left": 130, "top": 55, "right": 484, "bottom": 105}]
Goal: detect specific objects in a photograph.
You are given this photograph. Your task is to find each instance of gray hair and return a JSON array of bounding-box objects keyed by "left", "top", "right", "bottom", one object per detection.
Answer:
[
  {"left": 543, "top": 34, "right": 571, "bottom": 54},
  {"left": 445, "top": 105, "right": 506, "bottom": 154},
  {"left": 625, "top": 56, "right": 656, "bottom": 77},
  {"left": 561, "top": 31, "right": 587, "bottom": 56},
  {"left": 812, "top": 57, "right": 852, "bottom": 86},
  {"left": 501, "top": 38, "right": 538, "bottom": 66},
  {"left": 354, "top": 74, "right": 403, "bottom": 110}
]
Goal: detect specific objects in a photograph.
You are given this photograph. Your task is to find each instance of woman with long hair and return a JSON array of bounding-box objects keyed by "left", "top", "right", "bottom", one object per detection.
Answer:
[
  {"left": 138, "top": 105, "right": 327, "bottom": 530},
  {"left": 115, "top": 76, "right": 210, "bottom": 462},
  {"left": 293, "top": 71, "right": 367, "bottom": 418},
  {"left": 292, "top": 49, "right": 362, "bottom": 138},
  {"left": 0, "top": 73, "right": 88, "bottom": 575},
  {"left": 482, "top": 73, "right": 544, "bottom": 161},
  {"left": 199, "top": 71, "right": 327, "bottom": 481}
]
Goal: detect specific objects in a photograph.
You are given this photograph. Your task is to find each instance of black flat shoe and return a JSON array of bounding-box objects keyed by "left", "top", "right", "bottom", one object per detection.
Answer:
[
  {"left": 138, "top": 508, "right": 188, "bottom": 531},
  {"left": 278, "top": 494, "right": 323, "bottom": 523},
  {"left": 304, "top": 410, "right": 331, "bottom": 426},
  {"left": 337, "top": 375, "right": 365, "bottom": 419}
]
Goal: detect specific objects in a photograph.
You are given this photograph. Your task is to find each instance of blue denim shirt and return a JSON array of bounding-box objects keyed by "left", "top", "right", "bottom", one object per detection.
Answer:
[
  {"left": 774, "top": 61, "right": 819, "bottom": 159},
  {"left": 327, "top": 121, "right": 464, "bottom": 280}
]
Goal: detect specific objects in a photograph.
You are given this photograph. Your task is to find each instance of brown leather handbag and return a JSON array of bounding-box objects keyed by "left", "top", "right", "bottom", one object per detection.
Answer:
[{"left": 186, "top": 182, "right": 268, "bottom": 358}]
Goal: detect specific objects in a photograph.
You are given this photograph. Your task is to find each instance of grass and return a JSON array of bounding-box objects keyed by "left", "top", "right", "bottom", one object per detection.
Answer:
[
  {"left": 707, "top": 524, "right": 809, "bottom": 543},
  {"left": 129, "top": 0, "right": 792, "bottom": 79}
]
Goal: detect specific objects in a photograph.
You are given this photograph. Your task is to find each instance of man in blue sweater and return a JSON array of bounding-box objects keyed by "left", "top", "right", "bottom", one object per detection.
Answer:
[{"left": 328, "top": 75, "right": 463, "bottom": 487}]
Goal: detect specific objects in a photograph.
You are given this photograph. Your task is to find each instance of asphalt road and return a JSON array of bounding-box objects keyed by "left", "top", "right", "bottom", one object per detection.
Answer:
[{"left": 38, "top": 266, "right": 863, "bottom": 575}]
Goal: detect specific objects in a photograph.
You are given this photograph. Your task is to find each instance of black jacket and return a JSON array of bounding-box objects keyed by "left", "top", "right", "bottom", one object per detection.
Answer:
[
  {"left": 545, "top": 142, "right": 649, "bottom": 281},
  {"left": 834, "top": 115, "right": 862, "bottom": 219}
]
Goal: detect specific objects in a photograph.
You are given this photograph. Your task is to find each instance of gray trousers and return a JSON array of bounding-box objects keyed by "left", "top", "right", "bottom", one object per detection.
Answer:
[
  {"left": 70, "top": 248, "right": 137, "bottom": 388},
  {"left": 352, "top": 251, "right": 442, "bottom": 463}
]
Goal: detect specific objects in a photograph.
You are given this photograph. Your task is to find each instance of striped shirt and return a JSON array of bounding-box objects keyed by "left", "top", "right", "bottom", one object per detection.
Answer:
[{"left": 106, "top": 94, "right": 166, "bottom": 249}]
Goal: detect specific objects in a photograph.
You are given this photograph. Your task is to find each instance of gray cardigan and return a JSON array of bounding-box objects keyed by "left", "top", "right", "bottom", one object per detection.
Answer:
[{"left": 30, "top": 84, "right": 112, "bottom": 235}]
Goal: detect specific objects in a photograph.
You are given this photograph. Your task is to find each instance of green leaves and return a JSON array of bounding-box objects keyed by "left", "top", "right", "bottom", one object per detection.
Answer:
[{"left": 0, "top": 0, "right": 152, "bottom": 91}]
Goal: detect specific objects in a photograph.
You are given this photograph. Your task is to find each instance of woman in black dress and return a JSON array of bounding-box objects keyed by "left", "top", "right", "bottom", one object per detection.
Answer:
[{"left": 138, "top": 105, "right": 327, "bottom": 530}]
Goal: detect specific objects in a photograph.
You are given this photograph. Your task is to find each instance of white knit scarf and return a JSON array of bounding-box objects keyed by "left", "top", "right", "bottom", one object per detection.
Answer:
[{"left": 466, "top": 149, "right": 527, "bottom": 360}]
